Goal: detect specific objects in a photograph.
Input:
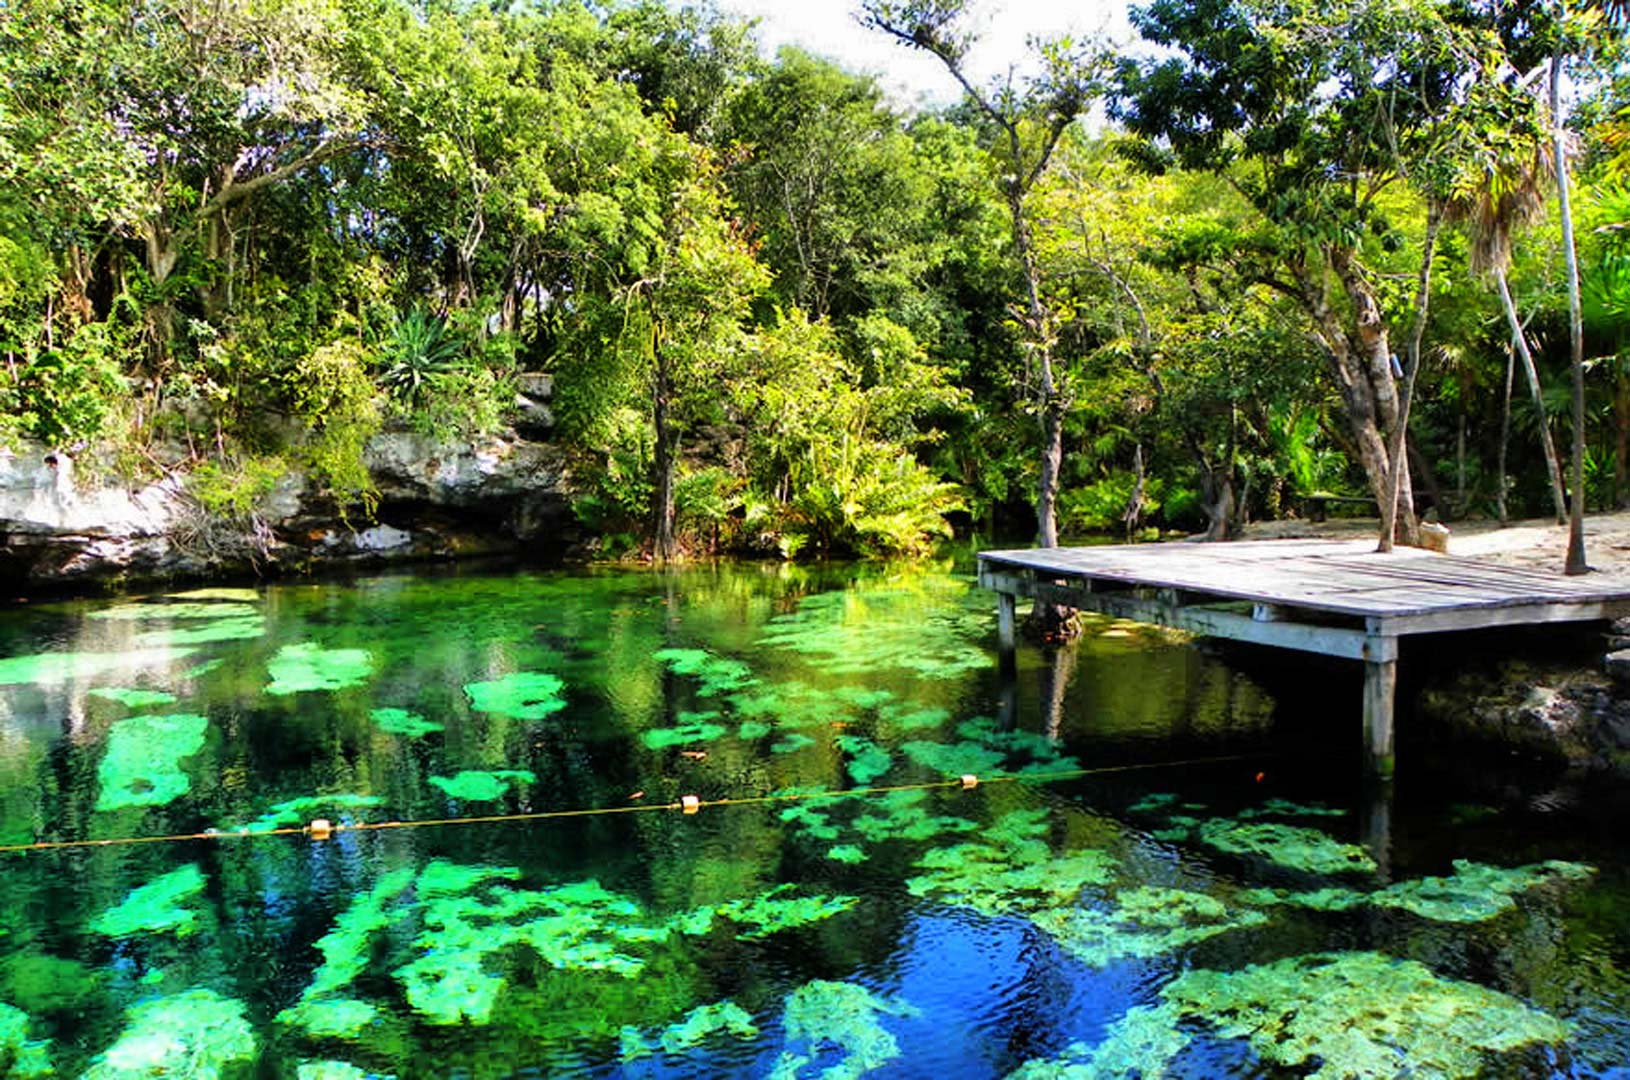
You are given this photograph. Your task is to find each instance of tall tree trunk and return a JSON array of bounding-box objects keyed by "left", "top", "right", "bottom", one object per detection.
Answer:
[
  {"left": 1495, "top": 270, "right": 1568, "bottom": 522},
  {"left": 1379, "top": 206, "right": 1441, "bottom": 552},
  {"left": 651, "top": 334, "right": 677, "bottom": 563},
  {"left": 1554, "top": 24, "right": 1589, "bottom": 573},
  {"left": 1297, "top": 257, "right": 1414, "bottom": 531},
  {"left": 1008, "top": 190, "right": 1063, "bottom": 550},
  {"left": 1499, "top": 338, "right": 1515, "bottom": 524},
  {"left": 1614, "top": 366, "right": 1628, "bottom": 507}
]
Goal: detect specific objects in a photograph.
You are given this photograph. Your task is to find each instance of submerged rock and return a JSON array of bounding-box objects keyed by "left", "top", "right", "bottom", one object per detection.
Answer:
[{"left": 1417, "top": 656, "right": 1630, "bottom": 777}]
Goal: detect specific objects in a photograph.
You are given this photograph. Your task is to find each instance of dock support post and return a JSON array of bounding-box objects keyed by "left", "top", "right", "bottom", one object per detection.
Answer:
[
  {"left": 1362, "top": 655, "right": 1396, "bottom": 780},
  {"left": 996, "top": 591, "right": 1017, "bottom": 679}
]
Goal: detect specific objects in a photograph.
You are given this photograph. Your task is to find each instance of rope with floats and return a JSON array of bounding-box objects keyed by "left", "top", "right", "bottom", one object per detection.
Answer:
[{"left": 0, "top": 752, "right": 1268, "bottom": 856}]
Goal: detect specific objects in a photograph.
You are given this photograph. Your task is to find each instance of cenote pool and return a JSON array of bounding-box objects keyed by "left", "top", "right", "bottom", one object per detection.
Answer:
[{"left": 0, "top": 561, "right": 1626, "bottom": 1078}]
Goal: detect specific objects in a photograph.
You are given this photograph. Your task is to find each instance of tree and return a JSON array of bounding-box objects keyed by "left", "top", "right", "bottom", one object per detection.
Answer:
[
  {"left": 1119, "top": 0, "right": 1509, "bottom": 546},
  {"left": 552, "top": 124, "right": 766, "bottom": 562},
  {"left": 860, "top": 0, "right": 1113, "bottom": 556}
]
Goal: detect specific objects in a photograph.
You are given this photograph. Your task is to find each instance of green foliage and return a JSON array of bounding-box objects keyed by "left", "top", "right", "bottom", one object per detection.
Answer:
[
  {"left": 289, "top": 338, "right": 382, "bottom": 514},
  {"left": 378, "top": 309, "right": 459, "bottom": 403},
  {"left": 1029, "top": 886, "right": 1269, "bottom": 968},
  {"left": 463, "top": 672, "right": 567, "bottom": 720},
  {"left": 96, "top": 713, "right": 209, "bottom": 811},
  {"left": 266, "top": 643, "right": 375, "bottom": 696},
  {"left": 1, "top": 318, "right": 131, "bottom": 445},
  {"left": 89, "top": 864, "right": 206, "bottom": 938},
  {"left": 731, "top": 311, "right": 964, "bottom": 558},
  {"left": 185, "top": 457, "right": 290, "bottom": 522}
]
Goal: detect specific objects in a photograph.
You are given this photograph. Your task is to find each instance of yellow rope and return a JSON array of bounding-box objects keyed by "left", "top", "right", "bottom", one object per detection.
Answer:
[{"left": 0, "top": 752, "right": 1264, "bottom": 856}]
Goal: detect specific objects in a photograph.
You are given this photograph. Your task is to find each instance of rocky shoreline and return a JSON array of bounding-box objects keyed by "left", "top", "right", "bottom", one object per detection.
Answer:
[{"left": 0, "top": 432, "right": 572, "bottom": 595}]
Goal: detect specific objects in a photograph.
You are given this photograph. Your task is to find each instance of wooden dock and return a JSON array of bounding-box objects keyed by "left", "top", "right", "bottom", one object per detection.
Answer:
[{"left": 977, "top": 539, "right": 1630, "bottom": 777}]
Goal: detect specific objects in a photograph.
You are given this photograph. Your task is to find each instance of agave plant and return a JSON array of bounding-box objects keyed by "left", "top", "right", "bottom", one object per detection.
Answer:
[{"left": 379, "top": 308, "right": 461, "bottom": 402}]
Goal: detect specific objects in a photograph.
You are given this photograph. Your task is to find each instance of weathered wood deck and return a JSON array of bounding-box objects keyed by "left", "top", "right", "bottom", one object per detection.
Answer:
[{"left": 977, "top": 539, "right": 1630, "bottom": 777}]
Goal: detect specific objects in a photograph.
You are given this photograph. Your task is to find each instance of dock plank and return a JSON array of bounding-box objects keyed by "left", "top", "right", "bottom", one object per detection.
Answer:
[{"left": 978, "top": 539, "right": 1630, "bottom": 622}]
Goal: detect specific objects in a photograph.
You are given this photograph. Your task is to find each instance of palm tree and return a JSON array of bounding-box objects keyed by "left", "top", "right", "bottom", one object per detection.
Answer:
[{"left": 1443, "top": 84, "right": 1570, "bottom": 524}]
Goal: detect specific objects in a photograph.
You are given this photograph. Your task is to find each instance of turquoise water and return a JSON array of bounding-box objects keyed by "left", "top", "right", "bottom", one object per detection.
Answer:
[{"left": 0, "top": 561, "right": 1624, "bottom": 1078}]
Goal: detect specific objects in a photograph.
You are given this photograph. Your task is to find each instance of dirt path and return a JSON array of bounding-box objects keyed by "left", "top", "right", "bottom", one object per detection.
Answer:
[{"left": 1239, "top": 510, "right": 1630, "bottom": 584}]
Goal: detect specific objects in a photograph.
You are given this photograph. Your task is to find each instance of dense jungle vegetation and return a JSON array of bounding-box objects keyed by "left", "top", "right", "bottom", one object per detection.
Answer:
[{"left": 1, "top": 0, "right": 1627, "bottom": 560}]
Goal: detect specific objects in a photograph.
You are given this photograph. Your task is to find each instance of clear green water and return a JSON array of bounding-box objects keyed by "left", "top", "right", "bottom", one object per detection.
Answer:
[{"left": 0, "top": 561, "right": 1625, "bottom": 1078}]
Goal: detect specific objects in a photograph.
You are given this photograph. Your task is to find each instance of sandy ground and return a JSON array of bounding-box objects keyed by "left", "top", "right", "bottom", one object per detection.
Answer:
[{"left": 1239, "top": 510, "right": 1630, "bottom": 584}]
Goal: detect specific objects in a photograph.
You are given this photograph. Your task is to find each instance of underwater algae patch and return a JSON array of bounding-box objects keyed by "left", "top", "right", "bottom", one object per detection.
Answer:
[
  {"left": 428, "top": 770, "right": 535, "bottom": 801},
  {"left": 1239, "top": 858, "right": 1596, "bottom": 923},
  {"left": 0, "top": 1002, "right": 51, "bottom": 1078},
  {"left": 902, "top": 717, "right": 1080, "bottom": 780},
  {"left": 1027, "top": 886, "right": 1268, "bottom": 968},
  {"left": 266, "top": 643, "right": 374, "bottom": 695},
  {"left": 770, "top": 979, "right": 920, "bottom": 1080},
  {"left": 91, "top": 602, "right": 262, "bottom": 622},
  {"left": 369, "top": 708, "right": 443, "bottom": 737},
  {"left": 1016, "top": 951, "right": 1570, "bottom": 1079},
  {"left": 133, "top": 615, "right": 266, "bottom": 648},
  {"left": 779, "top": 788, "right": 976, "bottom": 861},
  {"left": 280, "top": 867, "right": 416, "bottom": 1039},
  {"left": 835, "top": 735, "right": 892, "bottom": 784},
  {"left": 906, "top": 809, "right": 1116, "bottom": 916},
  {"left": 1195, "top": 818, "right": 1377, "bottom": 875},
  {"left": 642, "top": 712, "right": 729, "bottom": 749},
  {"left": 89, "top": 863, "right": 206, "bottom": 938},
  {"left": 755, "top": 583, "right": 992, "bottom": 679},
  {"left": 225, "top": 793, "right": 385, "bottom": 835},
  {"left": 463, "top": 671, "right": 566, "bottom": 720},
  {"left": 618, "top": 999, "right": 758, "bottom": 1060},
  {"left": 280, "top": 860, "right": 860, "bottom": 1031},
  {"left": 96, "top": 712, "right": 209, "bottom": 811},
  {"left": 653, "top": 648, "right": 758, "bottom": 696},
  {"left": 87, "top": 687, "right": 179, "bottom": 709},
  {"left": 298, "top": 1062, "right": 392, "bottom": 1080},
  {"left": 0, "top": 648, "right": 199, "bottom": 687},
  {"left": 82, "top": 988, "right": 255, "bottom": 1080}
]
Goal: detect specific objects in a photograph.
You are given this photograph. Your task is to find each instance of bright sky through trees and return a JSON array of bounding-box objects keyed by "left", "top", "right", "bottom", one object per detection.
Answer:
[{"left": 707, "top": 0, "right": 1135, "bottom": 105}]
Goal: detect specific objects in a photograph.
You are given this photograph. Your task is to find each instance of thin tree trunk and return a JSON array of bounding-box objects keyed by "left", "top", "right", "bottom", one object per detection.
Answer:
[
  {"left": 651, "top": 335, "right": 677, "bottom": 563},
  {"left": 1495, "top": 270, "right": 1568, "bottom": 522},
  {"left": 1614, "top": 367, "right": 1628, "bottom": 507},
  {"left": 1553, "top": 25, "right": 1589, "bottom": 573},
  {"left": 1379, "top": 207, "right": 1441, "bottom": 552},
  {"left": 1499, "top": 338, "right": 1515, "bottom": 524}
]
